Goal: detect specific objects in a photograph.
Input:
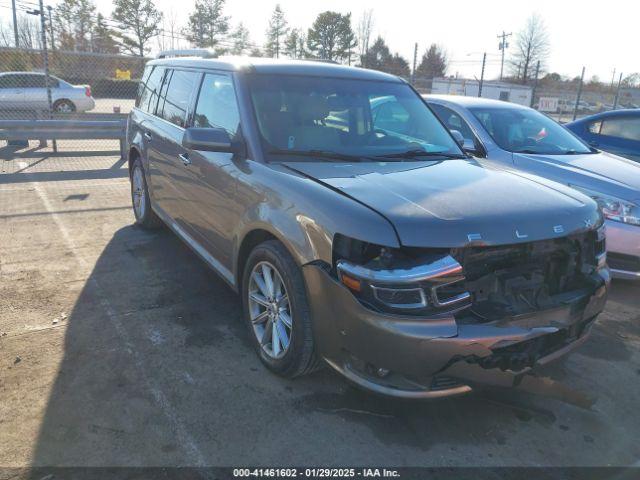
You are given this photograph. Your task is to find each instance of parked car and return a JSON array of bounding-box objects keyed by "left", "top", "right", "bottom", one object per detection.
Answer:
[
  {"left": 0, "top": 72, "right": 95, "bottom": 113},
  {"left": 565, "top": 109, "right": 640, "bottom": 162},
  {"left": 425, "top": 95, "right": 640, "bottom": 280},
  {"left": 127, "top": 55, "right": 609, "bottom": 399}
]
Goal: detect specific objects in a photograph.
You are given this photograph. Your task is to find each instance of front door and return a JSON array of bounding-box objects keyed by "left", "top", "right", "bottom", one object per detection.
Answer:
[
  {"left": 0, "top": 74, "right": 25, "bottom": 110},
  {"left": 180, "top": 72, "right": 243, "bottom": 271}
]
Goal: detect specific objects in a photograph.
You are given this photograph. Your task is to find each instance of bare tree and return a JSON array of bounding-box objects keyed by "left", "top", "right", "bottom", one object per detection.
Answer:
[
  {"left": 356, "top": 9, "right": 374, "bottom": 61},
  {"left": 0, "top": 19, "right": 15, "bottom": 47},
  {"left": 17, "top": 15, "right": 42, "bottom": 50},
  {"left": 510, "top": 13, "right": 550, "bottom": 84}
]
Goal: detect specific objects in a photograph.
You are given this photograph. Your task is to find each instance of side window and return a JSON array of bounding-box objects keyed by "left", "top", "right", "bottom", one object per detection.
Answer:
[
  {"left": 193, "top": 74, "right": 240, "bottom": 135},
  {"left": 24, "top": 75, "right": 58, "bottom": 88},
  {"left": 158, "top": 69, "right": 198, "bottom": 128},
  {"left": 588, "top": 120, "right": 602, "bottom": 134},
  {"left": 430, "top": 103, "right": 475, "bottom": 141},
  {"left": 137, "top": 66, "right": 164, "bottom": 113},
  {"left": 600, "top": 117, "right": 640, "bottom": 141}
]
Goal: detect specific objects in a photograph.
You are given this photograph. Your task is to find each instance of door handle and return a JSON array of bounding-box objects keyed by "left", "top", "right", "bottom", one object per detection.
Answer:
[
  {"left": 179, "top": 153, "right": 191, "bottom": 166},
  {"left": 143, "top": 131, "right": 152, "bottom": 141},
  {"left": 589, "top": 140, "right": 598, "bottom": 147}
]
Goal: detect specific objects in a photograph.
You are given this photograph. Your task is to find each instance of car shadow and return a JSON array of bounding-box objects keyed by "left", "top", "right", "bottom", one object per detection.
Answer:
[{"left": 26, "top": 225, "right": 639, "bottom": 468}]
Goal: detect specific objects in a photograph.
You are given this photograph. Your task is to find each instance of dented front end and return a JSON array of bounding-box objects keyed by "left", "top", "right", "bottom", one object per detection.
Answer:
[{"left": 303, "top": 226, "right": 610, "bottom": 399}]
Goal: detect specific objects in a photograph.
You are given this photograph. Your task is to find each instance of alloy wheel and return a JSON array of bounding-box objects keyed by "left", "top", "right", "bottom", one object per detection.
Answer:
[
  {"left": 248, "top": 261, "right": 292, "bottom": 359},
  {"left": 132, "top": 166, "right": 146, "bottom": 219}
]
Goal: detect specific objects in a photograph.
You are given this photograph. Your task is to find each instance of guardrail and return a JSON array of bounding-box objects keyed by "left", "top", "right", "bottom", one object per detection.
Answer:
[{"left": 0, "top": 119, "right": 127, "bottom": 158}]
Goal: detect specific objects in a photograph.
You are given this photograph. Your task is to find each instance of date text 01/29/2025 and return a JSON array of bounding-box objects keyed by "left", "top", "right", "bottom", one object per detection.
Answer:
[{"left": 232, "top": 468, "right": 401, "bottom": 478}]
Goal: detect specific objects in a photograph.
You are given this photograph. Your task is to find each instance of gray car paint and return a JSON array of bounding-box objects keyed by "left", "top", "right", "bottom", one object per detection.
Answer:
[{"left": 126, "top": 58, "right": 608, "bottom": 398}]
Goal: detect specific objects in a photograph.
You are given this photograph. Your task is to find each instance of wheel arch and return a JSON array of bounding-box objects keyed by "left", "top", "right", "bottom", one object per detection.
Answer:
[{"left": 234, "top": 216, "right": 331, "bottom": 293}]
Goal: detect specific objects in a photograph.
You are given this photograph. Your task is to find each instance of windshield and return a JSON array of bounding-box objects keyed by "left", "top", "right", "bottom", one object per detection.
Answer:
[
  {"left": 247, "top": 74, "right": 463, "bottom": 162},
  {"left": 469, "top": 106, "right": 592, "bottom": 155}
]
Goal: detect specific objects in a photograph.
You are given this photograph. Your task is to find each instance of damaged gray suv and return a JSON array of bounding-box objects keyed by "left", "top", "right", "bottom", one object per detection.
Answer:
[{"left": 126, "top": 54, "right": 610, "bottom": 398}]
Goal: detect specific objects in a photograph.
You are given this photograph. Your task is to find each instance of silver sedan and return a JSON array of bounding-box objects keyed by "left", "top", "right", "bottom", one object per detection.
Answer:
[{"left": 0, "top": 72, "right": 95, "bottom": 113}]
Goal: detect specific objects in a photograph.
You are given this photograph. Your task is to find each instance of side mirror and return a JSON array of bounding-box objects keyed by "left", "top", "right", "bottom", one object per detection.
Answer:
[
  {"left": 450, "top": 129, "right": 465, "bottom": 147},
  {"left": 182, "top": 127, "right": 243, "bottom": 154},
  {"left": 462, "top": 138, "right": 477, "bottom": 153}
]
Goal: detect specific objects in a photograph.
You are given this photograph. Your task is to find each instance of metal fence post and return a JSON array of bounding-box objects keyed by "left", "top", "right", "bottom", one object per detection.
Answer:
[
  {"left": 573, "top": 66, "right": 585, "bottom": 121},
  {"left": 37, "top": 0, "right": 56, "bottom": 152},
  {"left": 613, "top": 72, "right": 623, "bottom": 110}
]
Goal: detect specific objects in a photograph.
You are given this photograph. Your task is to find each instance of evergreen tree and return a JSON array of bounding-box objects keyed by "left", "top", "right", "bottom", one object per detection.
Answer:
[
  {"left": 284, "top": 28, "right": 306, "bottom": 59},
  {"left": 184, "top": 0, "right": 229, "bottom": 49},
  {"left": 306, "top": 11, "right": 357, "bottom": 63},
  {"left": 93, "top": 13, "right": 119, "bottom": 54},
  {"left": 265, "top": 4, "right": 289, "bottom": 58},
  {"left": 112, "top": 0, "right": 162, "bottom": 57},
  {"left": 229, "top": 22, "right": 251, "bottom": 55},
  {"left": 415, "top": 44, "right": 448, "bottom": 79}
]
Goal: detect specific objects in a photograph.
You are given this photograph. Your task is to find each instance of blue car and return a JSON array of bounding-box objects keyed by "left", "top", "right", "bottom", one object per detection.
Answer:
[{"left": 565, "top": 109, "right": 640, "bottom": 162}]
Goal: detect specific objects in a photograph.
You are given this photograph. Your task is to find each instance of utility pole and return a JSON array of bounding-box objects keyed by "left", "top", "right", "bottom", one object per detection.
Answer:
[
  {"left": 11, "top": 0, "right": 19, "bottom": 47},
  {"left": 573, "top": 66, "right": 585, "bottom": 121},
  {"left": 497, "top": 30, "right": 512, "bottom": 81},
  {"left": 411, "top": 42, "right": 418, "bottom": 84},
  {"left": 516, "top": 62, "right": 521, "bottom": 81},
  {"left": 530, "top": 60, "right": 540, "bottom": 108},
  {"left": 478, "top": 52, "right": 486, "bottom": 97},
  {"left": 613, "top": 72, "right": 623, "bottom": 110},
  {"left": 47, "top": 6, "right": 54, "bottom": 50}
]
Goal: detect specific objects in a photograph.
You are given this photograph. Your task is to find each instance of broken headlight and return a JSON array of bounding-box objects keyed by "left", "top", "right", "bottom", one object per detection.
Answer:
[{"left": 333, "top": 234, "right": 471, "bottom": 316}]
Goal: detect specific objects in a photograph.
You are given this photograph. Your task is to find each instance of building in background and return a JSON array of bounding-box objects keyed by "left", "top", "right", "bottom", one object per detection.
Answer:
[{"left": 431, "top": 77, "right": 532, "bottom": 106}]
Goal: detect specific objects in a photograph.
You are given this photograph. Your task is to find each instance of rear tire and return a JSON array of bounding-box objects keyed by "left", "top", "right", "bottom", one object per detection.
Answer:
[
  {"left": 242, "top": 240, "right": 322, "bottom": 378},
  {"left": 53, "top": 99, "right": 76, "bottom": 113},
  {"left": 130, "top": 158, "right": 162, "bottom": 229}
]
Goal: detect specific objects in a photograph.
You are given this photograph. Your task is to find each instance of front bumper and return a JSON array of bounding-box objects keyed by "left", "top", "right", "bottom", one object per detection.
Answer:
[
  {"left": 303, "top": 264, "right": 609, "bottom": 399},
  {"left": 605, "top": 219, "right": 640, "bottom": 280}
]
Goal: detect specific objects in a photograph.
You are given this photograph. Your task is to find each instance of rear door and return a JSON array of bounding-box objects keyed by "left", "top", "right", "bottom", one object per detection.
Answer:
[
  {"left": 179, "top": 72, "right": 242, "bottom": 270},
  {"left": 147, "top": 68, "right": 200, "bottom": 224},
  {"left": 0, "top": 74, "right": 25, "bottom": 109}
]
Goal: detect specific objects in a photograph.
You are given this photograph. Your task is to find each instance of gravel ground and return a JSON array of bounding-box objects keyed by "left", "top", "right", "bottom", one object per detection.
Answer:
[{"left": 0, "top": 144, "right": 639, "bottom": 468}]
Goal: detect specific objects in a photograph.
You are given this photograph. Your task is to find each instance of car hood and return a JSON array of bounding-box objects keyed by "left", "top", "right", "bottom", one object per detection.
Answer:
[
  {"left": 515, "top": 151, "right": 640, "bottom": 202},
  {"left": 284, "top": 159, "right": 600, "bottom": 248}
]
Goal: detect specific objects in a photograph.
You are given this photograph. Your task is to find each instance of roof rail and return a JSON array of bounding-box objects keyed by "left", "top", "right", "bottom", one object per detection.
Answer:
[{"left": 156, "top": 49, "right": 217, "bottom": 59}]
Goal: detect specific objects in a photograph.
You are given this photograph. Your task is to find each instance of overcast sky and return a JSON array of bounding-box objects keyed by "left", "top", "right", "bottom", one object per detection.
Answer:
[{"left": 2, "top": 0, "right": 637, "bottom": 81}]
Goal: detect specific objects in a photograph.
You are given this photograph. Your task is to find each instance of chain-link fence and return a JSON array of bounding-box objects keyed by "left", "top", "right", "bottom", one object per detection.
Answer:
[
  {"left": 1, "top": 46, "right": 639, "bottom": 155},
  {"left": 412, "top": 74, "right": 640, "bottom": 123},
  {"left": 0, "top": 46, "right": 142, "bottom": 153}
]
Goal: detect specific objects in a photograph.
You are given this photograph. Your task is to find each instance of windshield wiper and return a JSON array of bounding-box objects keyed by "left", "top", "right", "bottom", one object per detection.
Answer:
[
  {"left": 376, "top": 149, "right": 467, "bottom": 160},
  {"left": 268, "top": 149, "right": 367, "bottom": 162}
]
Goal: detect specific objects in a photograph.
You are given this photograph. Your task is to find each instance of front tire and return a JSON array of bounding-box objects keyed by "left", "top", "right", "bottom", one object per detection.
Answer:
[
  {"left": 242, "top": 240, "right": 321, "bottom": 378},
  {"left": 130, "top": 158, "right": 162, "bottom": 229}
]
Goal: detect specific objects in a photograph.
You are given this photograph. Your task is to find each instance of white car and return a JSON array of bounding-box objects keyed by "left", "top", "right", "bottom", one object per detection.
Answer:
[{"left": 0, "top": 72, "right": 95, "bottom": 113}]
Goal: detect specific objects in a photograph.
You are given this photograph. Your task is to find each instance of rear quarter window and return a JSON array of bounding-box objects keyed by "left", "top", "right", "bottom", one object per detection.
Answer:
[{"left": 136, "top": 66, "right": 164, "bottom": 113}]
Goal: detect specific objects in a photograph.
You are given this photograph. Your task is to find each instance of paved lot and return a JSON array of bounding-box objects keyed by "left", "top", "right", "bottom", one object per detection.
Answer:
[{"left": 0, "top": 143, "right": 639, "bottom": 468}]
